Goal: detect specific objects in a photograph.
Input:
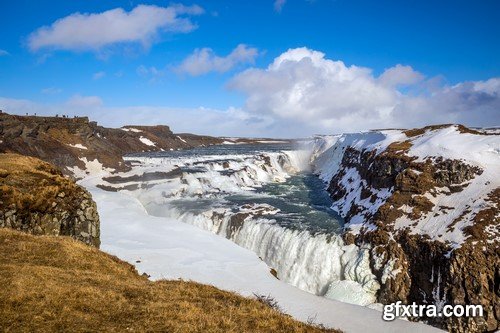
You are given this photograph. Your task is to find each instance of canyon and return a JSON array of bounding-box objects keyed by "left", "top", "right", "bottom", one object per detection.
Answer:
[{"left": 1, "top": 112, "right": 498, "bottom": 332}]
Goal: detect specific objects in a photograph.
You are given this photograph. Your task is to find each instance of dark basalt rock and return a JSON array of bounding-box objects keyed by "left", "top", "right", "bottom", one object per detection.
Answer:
[{"left": 328, "top": 140, "right": 497, "bottom": 332}]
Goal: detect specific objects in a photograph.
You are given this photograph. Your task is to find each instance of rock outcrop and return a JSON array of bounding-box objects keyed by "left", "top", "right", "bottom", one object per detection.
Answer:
[
  {"left": 0, "top": 153, "right": 100, "bottom": 247},
  {"left": 0, "top": 111, "right": 223, "bottom": 176},
  {"left": 313, "top": 125, "right": 499, "bottom": 332}
]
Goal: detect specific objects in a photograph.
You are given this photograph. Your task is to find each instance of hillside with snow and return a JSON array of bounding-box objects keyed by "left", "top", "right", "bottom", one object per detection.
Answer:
[{"left": 312, "top": 125, "right": 499, "bottom": 332}]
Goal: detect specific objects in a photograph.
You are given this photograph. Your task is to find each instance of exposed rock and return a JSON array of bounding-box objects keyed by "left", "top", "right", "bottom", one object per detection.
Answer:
[
  {"left": 0, "top": 112, "right": 223, "bottom": 176},
  {"left": 0, "top": 153, "right": 100, "bottom": 247},
  {"left": 316, "top": 125, "right": 499, "bottom": 332}
]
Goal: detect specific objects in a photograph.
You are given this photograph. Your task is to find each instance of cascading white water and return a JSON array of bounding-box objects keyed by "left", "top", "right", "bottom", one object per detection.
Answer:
[{"left": 120, "top": 144, "right": 380, "bottom": 306}]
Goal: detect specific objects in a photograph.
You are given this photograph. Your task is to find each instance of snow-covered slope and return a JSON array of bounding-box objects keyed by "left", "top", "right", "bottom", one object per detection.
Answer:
[
  {"left": 74, "top": 146, "right": 440, "bottom": 332},
  {"left": 311, "top": 125, "right": 499, "bottom": 332},
  {"left": 79, "top": 177, "right": 439, "bottom": 333},
  {"left": 68, "top": 124, "right": 497, "bottom": 332},
  {"left": 312, "top": 125, "right": 499, "bottom": 247}
]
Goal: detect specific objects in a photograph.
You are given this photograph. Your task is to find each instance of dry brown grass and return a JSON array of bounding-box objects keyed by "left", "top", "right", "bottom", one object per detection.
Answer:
[
  {"left": 0, "top": 229, "right": 340, "bottom": 333},
  {"left": 0, "top": 153, "right": 81, "bottom": 214}
]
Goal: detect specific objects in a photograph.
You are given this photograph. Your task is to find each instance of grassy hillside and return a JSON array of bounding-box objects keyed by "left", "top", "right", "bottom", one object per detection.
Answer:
[
  {"left": 0, "top": 153, "right": 100, "bottom": 246},
  {"left": 0, "top": 229, "right": 339, "bottom": 332}
]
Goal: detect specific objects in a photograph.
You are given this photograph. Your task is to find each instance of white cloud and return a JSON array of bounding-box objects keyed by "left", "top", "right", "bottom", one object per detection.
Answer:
[
  {"left": 28, "top": 4, "right": 204, "bottom": 53},
  {"left": 378, "top": 64, "right": 424, "bottom": 87},
  {"left": 137, "top": 65, "right": 162, "bottom": 77},
  {"left": 229, "top": 47, "right": 500, "bottom": 134},
  {"left": 41, "top": 87, "right": 62, "bottom": 95},
  {"left": 93, "top": 71, "right": 106, "bottom": 80},
  {"left": 0, "top": 49, "right": 9, "bottom": 56},
  {"left": 2, "top": 48, "right": 498, "bottom": 138},
  {"left": 176, "top": 44, "right": 259, "bottom": 76},
  {"left": 274, "top": 0, "right": 286, "bottom": 12}
]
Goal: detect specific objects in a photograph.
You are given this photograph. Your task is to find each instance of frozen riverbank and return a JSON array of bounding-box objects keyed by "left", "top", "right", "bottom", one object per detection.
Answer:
[{"left": 83, "top": 180, "right": 440, "bottom": 333}]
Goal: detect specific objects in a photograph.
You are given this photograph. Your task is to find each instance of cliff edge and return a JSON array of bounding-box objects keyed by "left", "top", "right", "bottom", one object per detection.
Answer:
[
  {"left": 0, "top": 153, "right": 100, "bottom": 247},
  {"left": 313, "top": 125, "right": 499, "bottom": 332}
]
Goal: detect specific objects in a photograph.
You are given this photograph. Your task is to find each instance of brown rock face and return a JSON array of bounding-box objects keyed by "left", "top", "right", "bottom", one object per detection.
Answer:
[
  {"left": 0, "top": 153, "right": 100, "bottom": 247},
  {"left": 325, "top": 133, "right": 498, "bottom": 332},
  {"left": 0, "top": 112, "right": 223, "bottom": 176}
]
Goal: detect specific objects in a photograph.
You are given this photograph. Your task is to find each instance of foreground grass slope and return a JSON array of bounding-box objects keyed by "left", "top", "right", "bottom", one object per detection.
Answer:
[{"left": 0, "top": 229, "right": 338, "bottom": 332}]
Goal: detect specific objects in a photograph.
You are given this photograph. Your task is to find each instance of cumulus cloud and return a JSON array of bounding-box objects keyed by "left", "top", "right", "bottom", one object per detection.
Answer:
[
  {"left": 176, "top": 44, "right": 259, "bottom": 76},
  {"left": 378, "top": 64, "right": 425, "bottom": 87},
  {"left": 229, "top": 47, "right": 500, "bottom": 134},
  {"left": 274, "top": 0, "right": 286, "bottom": 12},
  {"left": 2, "top": 48, "right": 499, "bottom": 138},
  {"left": 28, "top": 4, "right": 204, "bottom": 53}
]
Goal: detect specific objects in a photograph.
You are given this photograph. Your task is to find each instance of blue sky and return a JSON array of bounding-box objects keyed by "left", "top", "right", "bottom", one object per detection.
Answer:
[{"left": 0, "top": 0, "right": 499, "bottom": 137}]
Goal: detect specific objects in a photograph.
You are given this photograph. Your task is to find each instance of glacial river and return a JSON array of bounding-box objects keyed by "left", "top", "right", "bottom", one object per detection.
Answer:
[{"left": 124, "top": 143, "right": 379, "bottom": 305}]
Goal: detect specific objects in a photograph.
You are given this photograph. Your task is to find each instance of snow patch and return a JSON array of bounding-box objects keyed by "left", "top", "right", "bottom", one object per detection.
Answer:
[
  {"left": 139, "top": 136, "right": 156, "bottom": 147},
  {"left": 67, "top": 143, "right": 88, "bottom": 150},
  {"left": 121, "top": 127, "right": 142, "bottom": 133}
]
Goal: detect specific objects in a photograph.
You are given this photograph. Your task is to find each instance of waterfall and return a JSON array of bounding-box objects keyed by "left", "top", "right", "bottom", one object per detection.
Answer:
[{"left": 122, "top": 146, "right": 380, "bottom": 306}]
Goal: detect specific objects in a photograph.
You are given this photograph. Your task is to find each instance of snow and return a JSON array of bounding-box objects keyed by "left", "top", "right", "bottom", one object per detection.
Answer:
[
  {"left": 67, "top": 143, "right": 88, "bottom": 150},
  {"left": 86, "top": 149, "right": 380, "bottom": 305},
  {"left": 139, "top": 136, "right": 156, "bottom": 147},
  {"left": 78, "top": 177, "right": 440, "bottom": 333},
  {"left": 121, "top": 127, "right": 143, "bottom": 133},
  {"left": 408, "top": 126, "right": 500, "bottom": 168},
  {"left": 325, "top": 280, "right": 375, "bottom": 306},
  {"left": 64, "top": 133, "right": 478, "bottom": 332},
  {"left": 311, "top": 125, "right": 500, "bottom": 248},
  {"left": 176, "top": 135, "right": 187, "bottom": 143},
  {"left": 66, "top": 157, "right": 114, "bottom": 179},
  {"left": 396, "top": 126, "right": 500, "bottom": 246},
  {"left": 312, "top": 130, "right": 407, "bottom": 183}
]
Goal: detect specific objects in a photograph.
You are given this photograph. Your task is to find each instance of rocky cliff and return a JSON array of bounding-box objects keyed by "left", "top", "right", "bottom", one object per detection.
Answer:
[
  {"left": 0, "top": 111, "right": 223, "bottom": 177},
  {"left": 313, "top": 125, "right": 499, "bottom": 332},
  {"left": 0, "top": 153, "right": 100, "bottom": 247}
]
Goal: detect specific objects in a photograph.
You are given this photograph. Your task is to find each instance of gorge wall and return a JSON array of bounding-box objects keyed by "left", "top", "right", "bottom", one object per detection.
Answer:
[{"left": 313, "top": 125, "right": 499, "bottom": 332}]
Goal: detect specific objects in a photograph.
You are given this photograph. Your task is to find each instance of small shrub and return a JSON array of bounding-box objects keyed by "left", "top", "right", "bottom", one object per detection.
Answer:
[{"left": 253, "top": 293, "right": 282, "bottom": 313}]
